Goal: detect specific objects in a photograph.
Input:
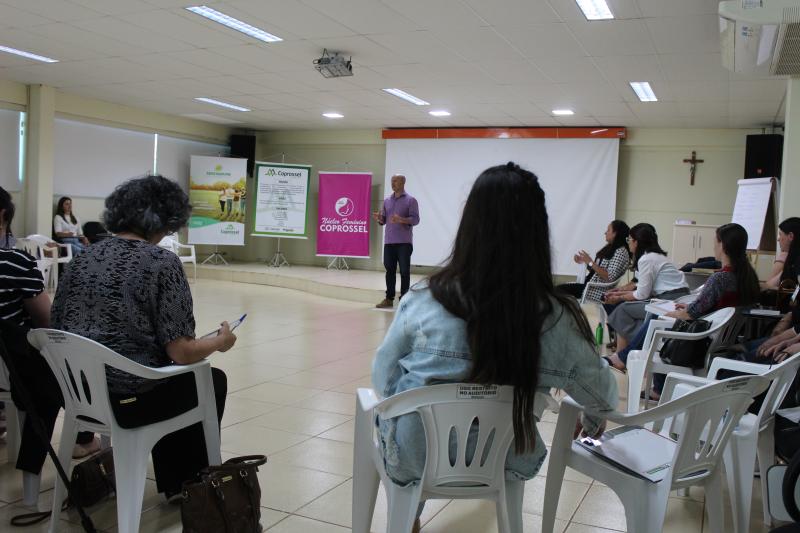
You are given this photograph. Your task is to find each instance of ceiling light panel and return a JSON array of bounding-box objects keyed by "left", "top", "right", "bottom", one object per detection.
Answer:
[
  {"left": 552, "top": 109, "right": 575, "bottom": 116},
  {"left": 323, "top": 112, "right": 344, "bottom": 118},
  {"left": 194, "top": 97, "right": 251, "bottom": 111},
  {"left": 0, "top": 45, "right": 58, "bottom": 63},
  {"left": 429, "top": 110, "right": 451, "bottom": 117},
  {"left": 383, "top": 88, "right": 430, "bottom": 106},
  {"left": 575, "top": 0, "right": 614, "bottom": 20},
  {"left": 629, "top": 81, "right": 658, "bottom": 102},
  {"left": 186, "top": 6, "right": 283, "bottom": 43}
]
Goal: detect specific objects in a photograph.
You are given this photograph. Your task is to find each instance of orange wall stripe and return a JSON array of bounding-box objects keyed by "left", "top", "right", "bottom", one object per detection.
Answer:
[{"left": 382, "top": 127, "right": 626, "bottom": 140}]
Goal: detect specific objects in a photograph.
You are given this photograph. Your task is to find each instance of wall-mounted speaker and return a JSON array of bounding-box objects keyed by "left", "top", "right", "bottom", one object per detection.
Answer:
[
  {"left": 744, "top": 134, "right": 783, "bottom": 180},
  {"left": 230, "top": 134, "right": 256, "bottom": 177}
]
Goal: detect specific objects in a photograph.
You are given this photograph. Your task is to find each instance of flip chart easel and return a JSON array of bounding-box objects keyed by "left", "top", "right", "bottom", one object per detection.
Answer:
[{"left": 731, "top": 177, "right": 780, "bottom": 264}]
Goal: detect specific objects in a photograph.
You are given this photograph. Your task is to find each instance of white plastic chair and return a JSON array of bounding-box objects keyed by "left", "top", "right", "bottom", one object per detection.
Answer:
[
  {"left": 625, "top": 306, "right": 736, "bottom": 413},
  {"left": 16, "top": 238, "right": 57, "bottom": 292},
  {"left": 659, "top": 351, "right": 800, "bottom": 533},
  {"left": 542, "top": 375, "right": 770, "bottom": 533},
  {"left": 28, "top": 233, "right": 73, "bottom": 267},
  {"left": 28, "top": 329, "right": 221, "bottom": 533},
  {"left": 158, "top": 235, "right": 197, "bottom": 282},
  {"left": 352, "top": 384, "right": 524, "bottom": 533}
]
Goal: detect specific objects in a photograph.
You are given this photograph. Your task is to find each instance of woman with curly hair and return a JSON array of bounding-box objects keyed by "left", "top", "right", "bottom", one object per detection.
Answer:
[{"left": 51, "top": 175, "right": 237, "bottom": 501}]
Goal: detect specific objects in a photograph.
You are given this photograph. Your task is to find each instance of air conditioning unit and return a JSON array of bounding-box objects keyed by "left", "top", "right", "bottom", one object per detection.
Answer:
[{"left": 719, "top": 0, "right": 800, "bottom": 75}]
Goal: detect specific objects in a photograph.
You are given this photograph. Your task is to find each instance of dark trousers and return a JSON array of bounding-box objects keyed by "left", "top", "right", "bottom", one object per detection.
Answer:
[
  {"left": 384, "top": 243, "right": 413, "bottom": 300},
  {"left": 219, "top": 200, "right": 225, "bottom": 213},
  {"left": 109, "top": 368, "right": 227, "bottom": 494}
]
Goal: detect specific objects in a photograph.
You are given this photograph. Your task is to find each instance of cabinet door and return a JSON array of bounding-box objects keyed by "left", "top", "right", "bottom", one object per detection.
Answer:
[
  {"left": 695, "top": 227, "right": 717, "bottom": 261},
  {"left": 671, "top": 226, "right": 698, "bottom": 267}
]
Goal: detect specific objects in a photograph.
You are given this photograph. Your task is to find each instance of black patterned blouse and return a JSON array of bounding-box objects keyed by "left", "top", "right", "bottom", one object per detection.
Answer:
[{"left": 51, "top": 237, "right": 195, "bottom": 394}]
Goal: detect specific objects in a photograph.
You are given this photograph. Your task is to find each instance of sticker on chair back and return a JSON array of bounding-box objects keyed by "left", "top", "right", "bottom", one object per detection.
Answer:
[
  {"left": 723, "top": 377, "right": 750, "bottom": 392},
  {"left": 457, "top": 384, "right": 498, "bottom": 399},
  {"left": 46, "top": 331, "right": 67, "bottom": 343}
]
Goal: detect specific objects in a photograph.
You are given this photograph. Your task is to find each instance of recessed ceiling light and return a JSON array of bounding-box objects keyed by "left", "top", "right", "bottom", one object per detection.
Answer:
[
  {"left": 629, "top": 81, "right": 658, "bottom": 102},
  {"left": 194, "top": 97, "right": 250, "bottom": 112},
  {"left": 575, "top": 0, "right": 614, "bottom": 20},
  {"left": 186, "top": 6, "right": 283, "bottom": 43},
  {"left": 552, "top": 109, "right": 575, "bottom": 116},
  {"left": 429, "top": 110, "right": 451, "bottom": 117},
  {"left": 382, "top": 88, "right": 430, "bottom": 106},
  {"left": 323, "top": 112, "right": 344, "bottom": 119},
  {"left": 0, "top": 45, "right": 58, "bottom": 63}
]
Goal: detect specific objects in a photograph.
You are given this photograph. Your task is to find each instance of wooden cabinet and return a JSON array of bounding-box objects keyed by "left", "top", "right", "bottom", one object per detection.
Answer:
[{"left": 671, "top": 224, "right": 717, "bottom": 267}]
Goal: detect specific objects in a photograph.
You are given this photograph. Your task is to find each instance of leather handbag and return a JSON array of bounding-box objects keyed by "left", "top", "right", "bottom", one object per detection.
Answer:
[
  {"left": 659, "top": 319, "right": 712, "bottom": 368},
  {"left": 68, "top": 446, "right": 116, "bottom": 508},
  {"left": 180, "top": 455, "right": 267, "bottom": 533}
]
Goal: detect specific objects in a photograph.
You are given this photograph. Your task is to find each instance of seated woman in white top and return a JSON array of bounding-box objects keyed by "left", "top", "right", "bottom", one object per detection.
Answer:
[
  {"left": 53, "top": 196, "right": 89, "bottom": 256},
  {"left": 604, "top": 223, "right": 689, "bottom": 352}
]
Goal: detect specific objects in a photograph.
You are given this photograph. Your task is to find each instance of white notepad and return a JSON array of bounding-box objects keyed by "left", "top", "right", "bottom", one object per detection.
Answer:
[{"left": 576, "top": 426, "right": 677, "bottom": 483}]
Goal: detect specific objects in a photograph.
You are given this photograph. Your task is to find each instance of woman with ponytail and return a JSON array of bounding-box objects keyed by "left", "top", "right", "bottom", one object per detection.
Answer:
[{"left": 372, "top": 162, "right": 617, "bottom": 530}]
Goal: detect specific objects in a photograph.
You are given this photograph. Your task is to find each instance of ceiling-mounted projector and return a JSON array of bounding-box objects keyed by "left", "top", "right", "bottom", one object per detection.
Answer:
[{"left": 313, "top": 49, "right": 353, "bottom": 78}]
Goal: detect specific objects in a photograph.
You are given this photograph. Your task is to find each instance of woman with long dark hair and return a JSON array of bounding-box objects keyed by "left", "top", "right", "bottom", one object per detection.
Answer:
[
  {"left": 603, "top": 223, "right": 689, "bottom": 352},
  {"left": 372, "top": 162, "right": 618, "bottom": 530},
  {"left": 764, "top": 217, "right": 800, "bottom": 290},
  {"left": 606, "top": 223, "right": 760, "bottom": 374},
  {"left": 53, "top": 196, "right": 89, "bottom": 255},
  {"left": 557, "top": 220, "right": 630, "bottom": 301}
]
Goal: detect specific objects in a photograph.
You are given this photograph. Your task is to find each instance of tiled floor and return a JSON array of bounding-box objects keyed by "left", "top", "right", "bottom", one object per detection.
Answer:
[{"left": 0, "top": 279, "right": 777, "bottom": 532}]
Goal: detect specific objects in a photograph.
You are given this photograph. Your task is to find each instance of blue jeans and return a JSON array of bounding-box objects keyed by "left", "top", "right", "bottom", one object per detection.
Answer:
[
  {"left": 60, "top": 236, "right": 85, "bottom": 256},
  {"left": 384, "top": 243, "right": 413, "bottom": 299}
]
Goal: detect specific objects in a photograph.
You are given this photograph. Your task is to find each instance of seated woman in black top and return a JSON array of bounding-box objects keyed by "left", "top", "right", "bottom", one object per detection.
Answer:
[{"left": 51, "top": 175, "right": 237, "bottom": 500}]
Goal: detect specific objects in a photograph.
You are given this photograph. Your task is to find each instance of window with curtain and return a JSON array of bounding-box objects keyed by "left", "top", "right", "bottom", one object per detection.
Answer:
[
  {"left": 53, "top": 118, "right": 155, "bottom": 198},
  {"left": 0, "top": 108, "right": 22, "bottom": 192}
]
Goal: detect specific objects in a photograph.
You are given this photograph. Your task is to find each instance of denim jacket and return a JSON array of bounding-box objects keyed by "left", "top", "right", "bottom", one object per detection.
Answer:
[{"left": 372, "top": 284, "right": 618, "bottom": 485}]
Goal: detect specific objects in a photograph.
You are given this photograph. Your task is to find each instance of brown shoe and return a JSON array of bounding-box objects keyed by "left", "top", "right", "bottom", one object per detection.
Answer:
[
  {"left": 412, "top": 518, "right": 421, "bottom": 533},
  {"left": 375, "top": 298, "right": 394, "bottom": 309}
]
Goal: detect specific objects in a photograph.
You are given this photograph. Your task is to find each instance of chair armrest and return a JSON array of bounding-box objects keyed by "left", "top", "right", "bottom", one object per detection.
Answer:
[
  {"left": 174, "top": 242, "right": 194, "bottom": 252},
  {"left": 707, "top": 358, "right": 770, "bottom": 380},
  {"left": 105, "top": 356, "right": 211, "bottom": 381},
  {"left": 357, "top": 388, "right": 382, "bottom": 413}
]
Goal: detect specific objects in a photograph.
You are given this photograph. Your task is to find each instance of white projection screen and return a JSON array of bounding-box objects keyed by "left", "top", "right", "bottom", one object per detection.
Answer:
[{"left": 384, "top": 138, "right": 619, "bottom": 275}]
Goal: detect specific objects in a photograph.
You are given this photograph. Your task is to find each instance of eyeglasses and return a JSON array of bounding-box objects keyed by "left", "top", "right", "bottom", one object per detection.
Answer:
[{"left": 625, "top": 237, "right": 632, "bottom": 243}]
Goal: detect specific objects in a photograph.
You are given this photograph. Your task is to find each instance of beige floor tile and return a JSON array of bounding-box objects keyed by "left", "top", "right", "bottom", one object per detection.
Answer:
[
  {"left": 249, "top": 406, "right": 352, "bottom": 436},
  {"left": 222, "top": 423, "right": 309, "bottom": 456},
  {"left": 538, "top": 421, "right": 557, "bottom": 446},
  {"left": 329, "top": 375, "right": 374, "bottom": 394},
  {"left": 269, "top": 437, "right": 353, "bottom": 476},
  {"left": 219, "top": 363, "right": 300, "bottom": 392},
  {"left": 522, "top": 476, "right": 591, "bottom": 521},
  {"left": 221, "top": 396, "right": 282, "bottom": 428},
  {"left": 421, "top": 499, "right": 568, "bottom": 533},
  {"left": 0, "top": 502, "right": 91, "bottom": 532},
  {"left": 257, "top": 462, "right": 348, "bottom": 513},
  {"left": 571, "top": 485, "right": 626, "bottom": 531},
  {"left": 296, "top": 478, "right": 448, "bottom": 530},
  {"left": 662, "top": 496, "right": 704, "bottom": 533},
  {"left": 60, "top": 479, "right": 162, "bottom": 530},
  {"left": 317, "top": 420, "right": 356, "bottom": 443},
  {"left": 231, "top": 382, "right": 325, "bottom": 405},
  {"left": 564, "top": 523, "right": 623, "bottom": 533},
  {"left": 0, "top": 458, "right": 56, "bottom": 503},
  {"left": 266, "top": 515, "right": 350, "bottom": 532},
  {"left": 273, "top": 370, "right": 358, "bottom": 390},
  {"left": 293, "top": 391, "right": 357, "bottom": 415}
]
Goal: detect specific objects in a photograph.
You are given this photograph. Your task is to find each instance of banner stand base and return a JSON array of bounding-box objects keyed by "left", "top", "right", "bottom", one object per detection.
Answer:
[
  {"left": 202, "top": 246, "right": 228, "bottom": 266},
  {"left": 267, "top": 251, "right": 289, "bottom": 268},
  {"left": 326, "top": 257, "right": 350, "bottom": 271}
]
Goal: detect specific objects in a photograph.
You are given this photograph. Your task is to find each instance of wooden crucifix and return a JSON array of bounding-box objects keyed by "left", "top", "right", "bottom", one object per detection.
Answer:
[{"left": 682, "top": 151, "right": 704, "bottom": 186}]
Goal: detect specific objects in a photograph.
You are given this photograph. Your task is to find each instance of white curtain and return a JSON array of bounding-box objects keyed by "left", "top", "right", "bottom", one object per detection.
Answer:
[
  {"left": 157, "top": 135, "right": 228, "bottom": 191},
  {"left": 384, "top": 138, "right": 619, "bottom": 275},
  {"left": 0, "top": 109, "right": 21, "bottom": 192},
  {"left": 54, "top": 118, "right": 154, "bottom": 198}
]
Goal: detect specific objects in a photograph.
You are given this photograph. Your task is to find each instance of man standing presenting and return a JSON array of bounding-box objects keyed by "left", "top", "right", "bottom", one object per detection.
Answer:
[{"left": 372, "top": 174, "right": 420, "bottom": 309}]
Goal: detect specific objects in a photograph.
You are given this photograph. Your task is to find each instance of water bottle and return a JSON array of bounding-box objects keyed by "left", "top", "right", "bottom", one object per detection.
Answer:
[{"left": 595, "top": 322, "right": 604, "bottom": 347}]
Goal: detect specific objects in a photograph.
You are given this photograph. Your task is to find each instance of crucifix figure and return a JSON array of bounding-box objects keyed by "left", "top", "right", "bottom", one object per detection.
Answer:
[{"left": 682, "top": 151, "right": 704, "bottom": 186}]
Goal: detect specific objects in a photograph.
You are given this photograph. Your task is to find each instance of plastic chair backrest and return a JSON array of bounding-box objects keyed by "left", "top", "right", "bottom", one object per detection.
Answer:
[
  {"left": 27, "top": 329, "right": 156, "bottom": 429},
  {"left": 157, "top": 236, "right": 176, "bottom": 252},
  {"left": 375, "top": 384, "right": 515, "bottom": 491},
  {"left": 16, "top": 238, "right": 42, "bottom": 259},
  {"left": 754, "top": 352, "right": 800, "bottom": 426},
  {"left": 707, "top": 307, "right": 748, "bottom": 355},
  {"left": 669, "top": 375, "right": 769, "bottom": 485}
]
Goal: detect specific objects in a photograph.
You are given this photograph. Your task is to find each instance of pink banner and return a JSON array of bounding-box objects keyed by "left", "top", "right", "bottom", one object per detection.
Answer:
[{"left": 317, "top": 172, "right": 371, "bottom": 258}]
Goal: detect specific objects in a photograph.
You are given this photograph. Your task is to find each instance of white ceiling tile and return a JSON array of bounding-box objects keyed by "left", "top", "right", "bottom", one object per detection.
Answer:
[
  {"left": 69, "top": 0, "right": 155, "bottom": 15},
  {"left": 211, "top": 44, "right": 303, "bottom": 73},
  {"left": 0, "top": 28, "right": 102, "bottom": 62},
  {"left": 300, "top": 0, "right": 422, "bottom": 34},
  {"left": 569, "top": 19, "right": 655, "bottom": 56},
  {"left": 555, "top": 116, "right": 601, "bottom": 126},
  {"left": 659, "top": 53, "right": 729, "bottom": 82},
  {"left": 25, "top": 22, "right": 153, "bottom": 57},
  {"left": 594, "top": 115, "right": 641, "bottom": 126},
  {"left": 367, "top": 31, "right": 465, "bottom": 63},
  {"left": 548, "top": 0, "right": 642, "bottom": 21},
  {"left": 498, "top": 23, "right": 587, "bottom": 58},
  {"left": 380, "top": 0, "right": 487, "bottom": 30},
  {"left": 461, "top": 0, "right": 560, "bottom": 26},
  {"left": 530, "top": 56, "right": 606, "bottom": 83},
  {"left": 119, "top": 10, "right": 252, "bottom": 49},
  {"left": 646, "top": 15, "right": 720, "bottom": 55},
  {"left": 0, "top": 0, "right": 103, "bottom": 21},
  {"left": 165, "top": 49, "right": 264, "bottom": 77},
  {"left": 435, "top": 27, "right": 524, "bottom": 62},
  {"left": 0, "top": 3, "right": 55, "bottom": 27},
  {"left": 582, "top": 102, "right": 635, "bottom": 116},
  {"left": 592, "top": 54, "right": 666, "bottom": 83},
  {"left": 636, "top": 0, "right": 719, "bottom": 17},
  {"left": 663, "top": 81, "right": 729, "bottom": 102},
  {"left": 227, "top": 0, "right": 356, "bottom": 39},
  {"left": 124, "top": 53, "right": 217, "bottom": 79},
  {"left": 729, "top": 79, "right": 787, "bottom": 102},
  {"left": 477, "top": 61, "right": 547, "bottom": 85},
  {"left": 70, "top": 17, "right": 195, "bottom": 53},
  {"left": 677, "top": 101, "right": 729, "bottom": 118},
  {"left": 628, "top": 101, "right": 681, "bottom": 118}
]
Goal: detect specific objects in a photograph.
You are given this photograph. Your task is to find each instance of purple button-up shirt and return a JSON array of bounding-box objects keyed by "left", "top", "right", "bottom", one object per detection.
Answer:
[{"left": 380, "top": 192, "right": 420, "bottom": 244}]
